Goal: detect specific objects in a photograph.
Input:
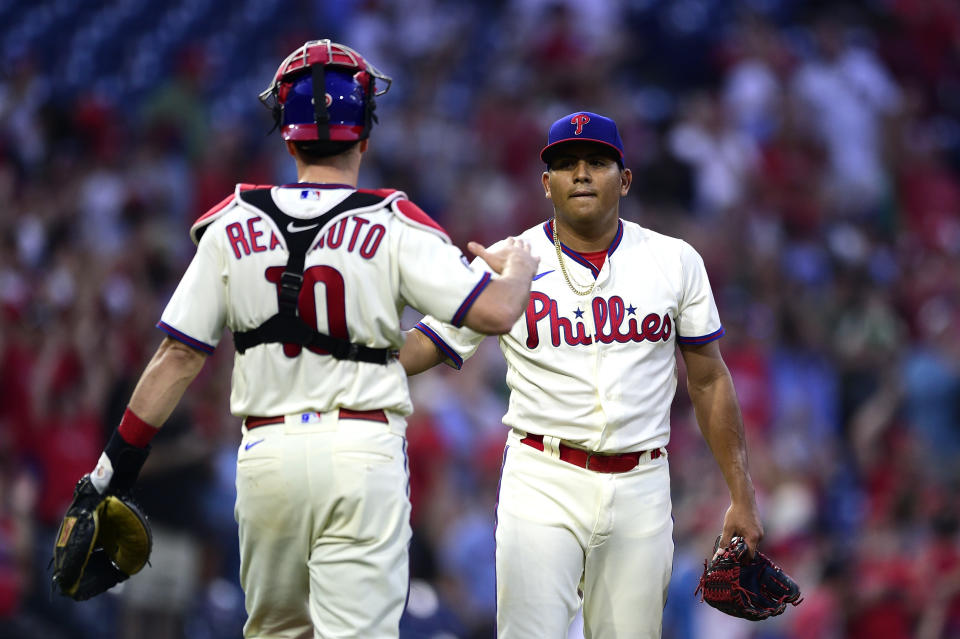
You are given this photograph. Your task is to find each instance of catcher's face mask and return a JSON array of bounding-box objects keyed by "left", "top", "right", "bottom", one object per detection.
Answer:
[{"left": 259, "top": 39, "right": 392, "bottom": 143}]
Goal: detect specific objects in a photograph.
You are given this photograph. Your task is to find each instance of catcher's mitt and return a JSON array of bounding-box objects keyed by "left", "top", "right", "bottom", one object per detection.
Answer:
[
  {"left": 51, "top": 476, "right": 152, "bottom": 600},
  {"left": 695, "top": 536, "right": 802, "bottom": 621}
]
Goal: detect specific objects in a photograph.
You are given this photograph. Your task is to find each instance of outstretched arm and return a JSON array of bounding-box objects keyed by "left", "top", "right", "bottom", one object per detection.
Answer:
[
  {"left": 400, "top": 238, "right": 536, "bottom": 376},
  {"left": 459, "top": 238, "right": 538, "bottom": 334},
  {"left": 680, "top": 339, "right": 763, "bottom": 556},
  {"left": 399, "top": 329, "right": 446, "bottom": 375}
]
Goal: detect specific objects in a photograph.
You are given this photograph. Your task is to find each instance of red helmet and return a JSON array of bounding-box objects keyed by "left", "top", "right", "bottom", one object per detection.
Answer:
[{"left": 259, "top": 40, "right": 392, "bottom": 142}]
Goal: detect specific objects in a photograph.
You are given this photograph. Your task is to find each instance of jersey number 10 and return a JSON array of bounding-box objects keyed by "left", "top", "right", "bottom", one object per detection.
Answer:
[{"left": 265, "top": 265, "right": 348, "bottom": 358}]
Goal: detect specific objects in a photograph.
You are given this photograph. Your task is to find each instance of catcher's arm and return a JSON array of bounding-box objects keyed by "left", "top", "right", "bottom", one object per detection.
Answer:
[
  {"left": 680, "top": 340, "right": 763, "bottom": 555},
  {"left": 127, "top": 337, "right": 208, "bottom": 426},
  {"left": 52, "top": 337, "right": 207, "bottom": 599},
  {"left": 91, "top": 337, "right": 208, "bottom": 495},
  {"left": 460, "top": 239, "right": 538, "bottom": 335}
]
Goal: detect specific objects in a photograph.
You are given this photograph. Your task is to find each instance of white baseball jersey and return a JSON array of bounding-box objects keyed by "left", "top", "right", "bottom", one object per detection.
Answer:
[
  {"left": 159, "top": 182, "right": 491, "bottom": 418},
  {"left": 418, "top": 218, "right": 723, "bottom": 453}
]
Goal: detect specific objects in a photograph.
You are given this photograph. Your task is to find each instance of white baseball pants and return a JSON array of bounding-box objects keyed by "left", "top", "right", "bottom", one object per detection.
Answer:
[
  {"left": 235, "top": 411, "right": 411, "bottom": 639},
  {"left": 496, "top": 429, "right": 674, "bottom": 639}
]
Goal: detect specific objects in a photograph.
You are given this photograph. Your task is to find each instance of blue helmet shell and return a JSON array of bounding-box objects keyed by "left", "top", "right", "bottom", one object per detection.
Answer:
[
  {"left": 280, "top": 68, "right": 369, "bottom": 141},
  {"left": 260, "top": 40, "right": 392, "bottom": 143}
]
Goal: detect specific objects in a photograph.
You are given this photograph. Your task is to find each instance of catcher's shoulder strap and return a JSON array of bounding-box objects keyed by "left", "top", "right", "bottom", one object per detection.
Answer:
[{"left": 231, "top": 188, "right": 393, "bottom": 364}]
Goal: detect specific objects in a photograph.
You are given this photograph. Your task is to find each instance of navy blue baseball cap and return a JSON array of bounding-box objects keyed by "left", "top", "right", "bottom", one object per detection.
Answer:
[{"left": 540, "top": 112, "right": 624, "bottom": 165}]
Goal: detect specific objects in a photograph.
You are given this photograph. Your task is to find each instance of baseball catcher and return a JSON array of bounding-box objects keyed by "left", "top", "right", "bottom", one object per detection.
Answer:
[
  {"left": 51, "top": 426, "right": 153, "bottom": 600},
  {"left": 696, "top": 536, "right": 802, "bottom": 620},
  {"left": 51, "top": 36, "right": 539, "bottom": 638}
]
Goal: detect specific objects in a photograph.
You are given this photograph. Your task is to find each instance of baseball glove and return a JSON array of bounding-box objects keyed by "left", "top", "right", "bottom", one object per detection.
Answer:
[
  {"left": 695, "top": 536, "right": 802, "bottom": 621},
  {"left": 51, "top": 476, "right": 152, "bottom": 600}
]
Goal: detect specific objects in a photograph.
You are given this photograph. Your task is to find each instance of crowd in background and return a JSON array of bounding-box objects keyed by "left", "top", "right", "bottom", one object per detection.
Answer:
[{"left": 1, "top": 0, "right": 959, "bottom": 638}]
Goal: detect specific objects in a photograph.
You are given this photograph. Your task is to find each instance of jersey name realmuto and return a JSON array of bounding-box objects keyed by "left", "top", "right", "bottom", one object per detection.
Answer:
[
  {"left": 159, "top": 183, "right": 491, "bottom": 418},
  {"left": 418, "top": 219, "right": 724, "bottom": 454}
]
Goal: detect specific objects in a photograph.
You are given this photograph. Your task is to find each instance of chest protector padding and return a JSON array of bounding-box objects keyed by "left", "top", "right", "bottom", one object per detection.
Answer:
[{"left": 232, "top": 188, "right": 394, "bottom": 364}]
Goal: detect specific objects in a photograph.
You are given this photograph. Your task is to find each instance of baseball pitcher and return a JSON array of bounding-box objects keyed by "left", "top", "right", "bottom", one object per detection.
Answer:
[{"left": 401, "top": 112, "right": 763, "bottom": 638}]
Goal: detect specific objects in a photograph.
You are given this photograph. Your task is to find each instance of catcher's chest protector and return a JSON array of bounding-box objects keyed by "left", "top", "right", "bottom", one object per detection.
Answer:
[{"left": 231, "top": 188, "right": 393, "bottom": 364}]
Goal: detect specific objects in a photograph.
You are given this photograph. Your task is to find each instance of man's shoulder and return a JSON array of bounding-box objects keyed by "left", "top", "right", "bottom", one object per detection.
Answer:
[
  {"left": 519, "top": 220, "right": 552, "bottom": 241},
  {"left": 192, "top": 185, "right": 417, "bottom": 242},
  {"left": 387, "top": 195, "right": 449, "bottom": 241},
  {"left": 620, "top": 220, "right": 688, "bottom": 253},
  {"left": 189, "top": 184, "right": 274, "bottom": 245}
]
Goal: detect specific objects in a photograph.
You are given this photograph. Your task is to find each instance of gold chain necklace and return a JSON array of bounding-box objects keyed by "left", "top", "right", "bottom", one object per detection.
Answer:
[{"left": 553, "top": 219, "right": 598, "bottom": 296}]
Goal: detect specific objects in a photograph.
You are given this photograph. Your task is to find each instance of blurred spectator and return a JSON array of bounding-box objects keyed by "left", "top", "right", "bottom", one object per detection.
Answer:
[
  {"left": 790, "top": 11, "right": 902, "bottom": 217},
  {"left": 669, "top": 90, "right": 760, "bottom": 216},
  {"left": 900, "top": 297, "right": 960, "bottom": 479},
  {"left": 0, "top": 465, "right": 36, "bottom": 633},
  {"left": 139, "top": 46, "right": 211, "bottom": 162},
  {"left": 1, "top": 2, "right": 959, "bottom": 637},
  {"left": 0, "top": 54, "right": 49, "bottom": 174},
  {"left": 722, "top": 14, "right": 791, "bottom": 144}
]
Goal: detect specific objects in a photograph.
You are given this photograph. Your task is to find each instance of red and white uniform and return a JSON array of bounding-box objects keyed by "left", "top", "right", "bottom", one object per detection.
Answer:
[
  {"left": 159, "top": 183, "right": 491, "bottom": 639},
  {"left": 417, "top": 218, "right": 724, "bottom": 638},
  {"left": 160, "top": 183, "right": 490, "bottom": 418}
]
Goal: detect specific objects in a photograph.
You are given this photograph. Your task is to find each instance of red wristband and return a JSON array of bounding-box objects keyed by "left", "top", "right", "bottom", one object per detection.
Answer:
[{"left": 117, "top": 407, "right": 158, "bottom": 448}]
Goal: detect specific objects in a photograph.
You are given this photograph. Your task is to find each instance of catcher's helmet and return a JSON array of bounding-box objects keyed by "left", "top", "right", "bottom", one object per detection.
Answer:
[{"left": 259, "top": 40, "right": 392, "bottom": 142}]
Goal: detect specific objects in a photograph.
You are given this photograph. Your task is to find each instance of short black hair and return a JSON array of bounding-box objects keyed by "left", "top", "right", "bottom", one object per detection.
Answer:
[{"left": 293, "top": 140, "right": 360, "bottom": 164}]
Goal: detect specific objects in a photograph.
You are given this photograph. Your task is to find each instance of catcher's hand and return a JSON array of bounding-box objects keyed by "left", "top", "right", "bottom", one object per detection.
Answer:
[
  {"left": 695, "top": 535, "right": 802, "bottom": 621},
  {"left": 51, "top": 476, "right": 152, "bottom": 600}
]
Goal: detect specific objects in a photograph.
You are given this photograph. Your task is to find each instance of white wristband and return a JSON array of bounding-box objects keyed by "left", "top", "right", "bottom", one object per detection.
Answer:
[{"left": 90, "top": 452, "right": 114, "bottom": 494}]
